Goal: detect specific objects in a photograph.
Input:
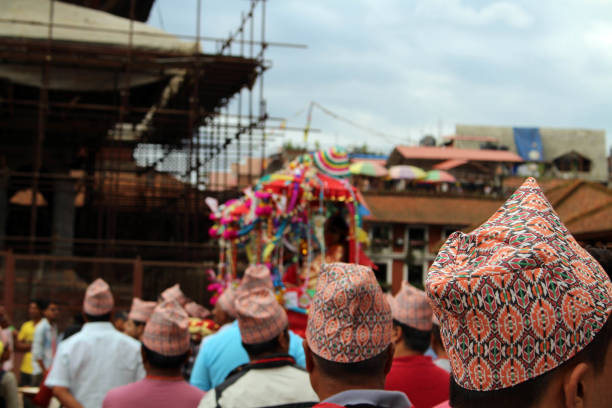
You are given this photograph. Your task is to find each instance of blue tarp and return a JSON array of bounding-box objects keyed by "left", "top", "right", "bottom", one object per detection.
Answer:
[{"left": 513, "top": 127, "right": 544, "bottom": 161}]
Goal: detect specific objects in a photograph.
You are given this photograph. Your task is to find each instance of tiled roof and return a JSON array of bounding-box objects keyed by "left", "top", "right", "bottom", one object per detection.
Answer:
[
  {"left": 363, "top": 193, "right": 504, "bottom": 226},
  {"left": 364, "top": 179, "right": 612, "bottom": 241},
  {"left": 433, "top": 159, "right": 468, "bottom": 170},
  {"left": 394, "top": 146, "right": 523, "bottom": 163}
]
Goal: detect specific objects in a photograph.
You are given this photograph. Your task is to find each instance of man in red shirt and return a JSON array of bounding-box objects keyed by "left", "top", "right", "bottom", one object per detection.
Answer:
[
  {"left": 385, "top": 282, "right": 449, "bottom": 408},
  {"left": 103, "top": 300, "right": 205, "bottom": 408}
]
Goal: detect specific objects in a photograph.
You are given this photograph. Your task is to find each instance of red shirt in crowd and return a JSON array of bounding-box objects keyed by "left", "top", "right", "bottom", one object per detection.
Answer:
[
  {"left": 103, "top": 376, "right": 205, "bottom": 408},
  {"left": 384, "top": 354, "right": 450, "bottom": 408}
]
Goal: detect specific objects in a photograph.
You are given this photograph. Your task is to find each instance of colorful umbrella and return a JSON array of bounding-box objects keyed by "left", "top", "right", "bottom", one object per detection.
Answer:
[
  {"left": 349, "top": 162, "right": 388, "bottom": 177},
  {"left": 388, "top": 165, "right": 426, "bottom": 180},
  {"left": 424, "top": 170, "right": 456, "bottom": 183}
]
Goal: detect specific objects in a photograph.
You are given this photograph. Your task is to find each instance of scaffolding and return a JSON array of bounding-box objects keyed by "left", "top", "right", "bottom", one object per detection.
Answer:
[{"left": 0, "top": 0, "right": 303, "bottom": 261}]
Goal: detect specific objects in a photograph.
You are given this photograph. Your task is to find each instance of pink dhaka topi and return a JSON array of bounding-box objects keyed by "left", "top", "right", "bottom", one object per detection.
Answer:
[
  {"left": 185, "top": 302, "right": 211, "bottom": 319},
  {"left": 216, "top": 286, "right": 237, "bottom": 318},
  {"left": 83, "top": 278, "right": 114, "bottom": 316},
  {"left": 128, "top": 298, "right": 157, "bottom": 323},
  {"left": 239, "top": 264, "right": 274, "bottom": 293},
  {"left": 235, "top": 287, "right": 288, "bottom": 345},
  {"left": 142, "top": 300, "right": 190, "bottom": 356},
  {"left": 389, "top": 281, "right": 433, "bottom": 331},
  {"left": 306, "top": 263, "right": 392, "bottom": 363},
  {"left": 160, "top": 284, "right": 189, "bottom": 306},
  {"left": 426, "top": 177, "right": 612, "bottom": 391}
]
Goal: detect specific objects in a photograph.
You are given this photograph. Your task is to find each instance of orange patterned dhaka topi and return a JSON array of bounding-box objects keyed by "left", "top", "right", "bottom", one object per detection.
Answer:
[
  {"left": 306, "top": 263, "right": 392, "bottom": 363},
  {"left": 426, "top": 177, "right": 612, "bottom": 391},
  {"left": 235, "top": 287, "right": 288, "bottom": 345}
]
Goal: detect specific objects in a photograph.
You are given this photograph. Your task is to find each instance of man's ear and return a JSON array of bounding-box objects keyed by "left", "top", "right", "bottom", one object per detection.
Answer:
[
  {"left": 140, "top": 345, "right": 148, "bottom": 366},
  {"left": 278, "top": 329, "right": 290, "bottom": 351},
  {"left": 183, "top": 347, "right": 192, "bottom": 364},
  {"left": 563, "top": 362, "right": 591, "bottom": 408},
  {"left": 391, "top": 324, "right": 402, "bottom": 345},
  {"left": 303, "top": 339, "right": 314, "bottom": 373}
]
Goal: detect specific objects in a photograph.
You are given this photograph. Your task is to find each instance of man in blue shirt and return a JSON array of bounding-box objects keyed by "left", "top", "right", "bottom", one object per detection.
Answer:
[
  {"left": 190, "top": 320, "right": 306, "bottom": 391},
  {"left": 190, "top": 264, "right": 306, "bottom": 391}
]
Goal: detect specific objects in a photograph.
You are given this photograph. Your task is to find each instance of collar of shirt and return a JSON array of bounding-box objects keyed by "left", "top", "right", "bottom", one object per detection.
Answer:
[
  {"left": 80, "top": 321, "right": 116, "bottom": 333},
  {"left": 249, "top": 354, "right": 296, "bottom": 368},
  {"left": 323, "top": 389, "right": 412, "bottom": 408}
]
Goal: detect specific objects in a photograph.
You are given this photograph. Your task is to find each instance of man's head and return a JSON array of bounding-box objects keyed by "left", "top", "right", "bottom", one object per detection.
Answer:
[
  {"left": 387, "top": 282, "right": 433, "bottom": 356},
  {"left": 426, "top": 178, "right": 612, "bottom": 408},
  {"left": 113, "top": 311, "right": 127, "bottom": 331},
  {"left": 29, "top": 301, "right": 43, "bottom": 321},
  {"left": 141, "top": 300, "right": 191, "bottom": 373},
  {"left": 83, "top": 278, "right": 114, "bottom": 322},
  {"left": 125, "top": 298, "right": 156, "bottom": 339},
  {"left": 238, "top": 264, "right": 274, "bottom": 293},
  {"left": 43, "top": 301, "right": 59, "bottom": 324},
  {"left": 324, "top": 214, "right": 349, "bottom": 247},
  {"left": 304, "top": 263, "right": 393, "bottom": 400},
  {"left": 449, "top": 316, "right": 612, "bottom": 408},
  {"left": 213, "top": 286, "right": 237, "bottom": 326},
  {"left": 430, "top": 319, "right": 447, "bottom": 359},
  {"left": 235, "top": 286, "right": 289, "bottom": 360}
]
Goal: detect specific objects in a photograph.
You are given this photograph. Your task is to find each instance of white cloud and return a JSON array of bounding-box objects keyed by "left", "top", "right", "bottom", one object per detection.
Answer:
[
  {"left": 151, "top": 0, "right": 612, "bottom": 153},
  {"left": 415, "top": 0, "right": 534, "bottom": 29}
]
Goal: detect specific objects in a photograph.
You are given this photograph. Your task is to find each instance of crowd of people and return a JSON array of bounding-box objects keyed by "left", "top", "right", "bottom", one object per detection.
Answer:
[{"left": 0, "top": 177, "right": 609, "bottom": 408}]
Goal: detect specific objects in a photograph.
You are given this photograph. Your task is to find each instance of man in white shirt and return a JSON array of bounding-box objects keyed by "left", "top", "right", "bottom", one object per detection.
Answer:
[
  {"left": 32, "top": 300, "right": 59, "bottom": 377},
  {"left": 198, "top": 285, "right": 318, "bottom": 408},
  {"left": 46, "top": 279, "right": 145, "bottom": 408}
]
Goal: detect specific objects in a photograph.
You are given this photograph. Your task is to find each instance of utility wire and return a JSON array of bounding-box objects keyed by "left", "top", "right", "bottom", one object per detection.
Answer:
[
  {"left": 156, "top": 2, "right": 166, "bottom": 30},
  {"left": 311, "top": 102, "right": 406, "bottom": 145}
]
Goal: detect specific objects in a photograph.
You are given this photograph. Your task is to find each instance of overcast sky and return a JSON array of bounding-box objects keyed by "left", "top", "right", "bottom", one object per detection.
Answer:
[{"left": 149, "top": 0, "right": 612, "bottom": 156}]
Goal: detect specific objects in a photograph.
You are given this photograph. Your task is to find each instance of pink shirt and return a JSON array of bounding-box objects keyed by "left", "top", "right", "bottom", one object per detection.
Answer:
[{"left": 103, "top": 377, "right": 205, "bottom": 408}]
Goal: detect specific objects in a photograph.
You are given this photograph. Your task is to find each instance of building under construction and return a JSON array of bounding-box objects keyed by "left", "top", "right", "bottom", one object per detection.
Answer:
[{"left": 0, "top": 0, "right": 290, "bottom": 319}]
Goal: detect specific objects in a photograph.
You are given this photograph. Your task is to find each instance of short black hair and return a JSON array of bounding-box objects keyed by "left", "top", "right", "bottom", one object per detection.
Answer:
[
  {"left": 450, "top": 315, "right": 612, "bottom": 408},
  {"left": 114, "top": 311, "right": 128, "bottom": 321},
  {"left": 313, "top": 345, "right": 391, "bottom": 384},
  {"left": 242, "top": 329, "right": 287, "bottom": 358},
  {"left": 431, "top": 323, "right": 442, "bottom": 345},
  {"left": 394, "top": 319, "right": 431, "bottom": 353},
  {"left": 142, "top": 344, "right": 188, "bottom": 370},
  {"left": 34, "top": 300, "right": 49, "bottom": 312},
  {"left": 326, "top": 214, "right": 349, "bottom": 236},
  {"left": 586, "top": 246, "right": 612, "bottom": 280},
  {"left": 84, "top": 312, "right": 111, "bottom": 322}
]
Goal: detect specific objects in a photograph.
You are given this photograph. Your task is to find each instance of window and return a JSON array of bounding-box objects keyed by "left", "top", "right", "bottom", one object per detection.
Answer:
[
  {"left": 371, "top": 224, "right": 391, "bottom": 249},
  {"left": 407, "top": 264, "right": 424, "bottom": 289},
  {"left": 553, "top": 152, "right": 592, "bottom": 173},
  {"left": 374, "top": 263, "right": 388, "bottom": 285},
  {"left": 408, "top": 227, "right": 426, "bottom": 250}
]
